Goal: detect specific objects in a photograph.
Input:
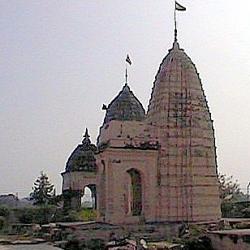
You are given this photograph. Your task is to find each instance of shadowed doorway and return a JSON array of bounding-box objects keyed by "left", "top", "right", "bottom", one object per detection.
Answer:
[{"left": 126, "top": 168, "right": 142, "bottom": 216}]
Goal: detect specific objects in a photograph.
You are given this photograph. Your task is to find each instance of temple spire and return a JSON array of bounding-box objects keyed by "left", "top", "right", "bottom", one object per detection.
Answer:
[{"left": 174, "top": 1, "right": 186, "bottom": 42}]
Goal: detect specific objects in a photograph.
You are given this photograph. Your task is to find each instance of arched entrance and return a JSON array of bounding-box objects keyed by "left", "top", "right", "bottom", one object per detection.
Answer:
[
  {"left": 126, "top": 169, "right": 142, "bottom": 216},
  {"left": 81, "top": 184, "right": 97, "bottom": 209}
]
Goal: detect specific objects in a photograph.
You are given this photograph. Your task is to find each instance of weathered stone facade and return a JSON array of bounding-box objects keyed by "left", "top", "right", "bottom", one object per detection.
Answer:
[{"left": 62, "top": 40, "right": 221, "bottom": 224}]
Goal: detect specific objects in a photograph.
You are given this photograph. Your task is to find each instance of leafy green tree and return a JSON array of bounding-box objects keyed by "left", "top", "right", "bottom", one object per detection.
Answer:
[
  {"left": 30, "top": 172, "right": 55, "bottom": 205},
  {"left": 219, "top": 173, "right": 242, "bottom": 201},
  {"left": 219, "top": 173, "right": 249, "bottom": 217}
]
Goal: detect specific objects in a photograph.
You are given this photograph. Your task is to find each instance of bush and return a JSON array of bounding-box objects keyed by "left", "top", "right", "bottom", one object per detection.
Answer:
[
  {"left": 221, "top": 202, "right": 240, "bottom": 217},
  {"left": 64, "top": 238, "right": 105, "bottom": 250},
  {"left": 183, "top": 236, "right": 213, "bottom": 250},
  {"left": 51, "top": 208, "right": 65, "bottom": 222},
  {"left": 66, "top": 210, "right": 79, "bottom": 222},
  {"left": 64, "top": 239, "right": 80, "bottom": 250},
  {"left": 13, "top": 205, "right": 57, "bottom": 224},
  {"left": 14, "top": 208, "right": 34, "bottom": 224},
  {"left": 221, "top": 201, "right": 250, "bottom": 218},
  {"left": 33, "top": 206, "right": 57, "bottom": 224},
  {"left": 78, "top": 208, "right": 96, "bottom": 221},
  {"left": 85, "top": 239, "right": 105, "bottom": 250},
  {"left": 0, "top": 206, "right": 10, "bottom": 217},
  {"left": 9, "top": 206, "right": 97, "bottom": 225},
  {"left": 0, "top": 217, "right": 5, "bottom": 230},
  {"left": 242, "top": 207, "right": 250, "bottom": 218}
]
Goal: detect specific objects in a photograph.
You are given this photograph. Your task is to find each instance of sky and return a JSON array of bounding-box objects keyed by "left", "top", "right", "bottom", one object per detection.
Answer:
[{"left": 1, "top": 0, "right": 250, "bottom": 197}]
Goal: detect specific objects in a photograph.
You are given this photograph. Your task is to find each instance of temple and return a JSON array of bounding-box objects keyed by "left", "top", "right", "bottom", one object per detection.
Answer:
[{"left": 61, "top": 38, "right": 221, "bottom": 224}]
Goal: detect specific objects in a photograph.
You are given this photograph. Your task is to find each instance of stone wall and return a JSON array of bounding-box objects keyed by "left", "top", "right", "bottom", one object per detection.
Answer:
[
  {"left": 208, "top": 230, "right": 250, "bottom": 250},
  {"left": 98, "top": 147, "right": 158, "bottom": 224}
]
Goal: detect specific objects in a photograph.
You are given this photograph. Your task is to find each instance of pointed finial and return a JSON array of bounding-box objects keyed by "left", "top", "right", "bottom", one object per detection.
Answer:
[
  {"left": 102, "top": 104, "right": 107, "bottom": 110},
  {"left": 84, "top": 128, "right": 90, "bottom": 139},
  {"left": 82, "top": 128, "right": 91, "bottom": 145}
]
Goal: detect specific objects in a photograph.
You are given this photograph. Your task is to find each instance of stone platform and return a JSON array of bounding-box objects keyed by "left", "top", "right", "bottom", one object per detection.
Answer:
[{"left": 56, "top": 221, "right": 181, "bottom": 243}]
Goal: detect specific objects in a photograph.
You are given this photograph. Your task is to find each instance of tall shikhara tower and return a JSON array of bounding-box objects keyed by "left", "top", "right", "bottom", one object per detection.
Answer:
[{"left": 147, "top": 41, "right": 221, "bottom": 221}]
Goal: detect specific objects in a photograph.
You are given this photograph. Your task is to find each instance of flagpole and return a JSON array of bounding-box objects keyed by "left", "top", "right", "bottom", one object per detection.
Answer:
[
  {"left": 174, "top": 1, "right": 177, "bottom": 42},
  {"left": 125, "top": 54, "right": 132, "bottom": 85},
  {"left": 174, "top": 1, "right": 186, "bottom": 42},
  {"left": 125, "top": 65, "right": 128, "bottom": 85}
]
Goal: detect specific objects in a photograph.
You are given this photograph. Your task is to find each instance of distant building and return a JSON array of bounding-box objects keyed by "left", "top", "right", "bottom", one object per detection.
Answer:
[{"left": 62, "top": 38, "right": 221, "bottom": 224}]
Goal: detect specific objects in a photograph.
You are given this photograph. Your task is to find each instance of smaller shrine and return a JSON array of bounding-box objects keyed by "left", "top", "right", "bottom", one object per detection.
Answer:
[{"left": 62, "top": 129, "right": 97, "bottom": 210}]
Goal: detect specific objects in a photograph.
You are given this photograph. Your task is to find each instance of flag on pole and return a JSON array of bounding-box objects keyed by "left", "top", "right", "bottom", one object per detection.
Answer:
[
  {"left": 175, "top": 1, "right": 186, "bottom": 11},
  {"left": 126, "top": 54, "right": 132, "bottom": 65}
]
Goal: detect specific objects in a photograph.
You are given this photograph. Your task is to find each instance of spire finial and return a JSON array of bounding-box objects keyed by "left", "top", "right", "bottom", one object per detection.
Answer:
[
  {"left": 125, "top": 54, "right": 132, "bottom": 85},
  {"left": 84, "top": 128, "right": 90, "bottom": 139},
  {"left": 82, "top": 128, "right": 91, "bottom": 144},
  {"left": 174, "top": 1, "right": 186, "bottom": 43}
]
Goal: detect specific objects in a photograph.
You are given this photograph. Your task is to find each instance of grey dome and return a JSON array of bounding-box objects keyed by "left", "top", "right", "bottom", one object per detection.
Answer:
[
  {"left": 65, "top": 129, "right": 97, "bottom": 172},
  {"left": 104, "top": 84, "right": 145, "bottom": 124}
]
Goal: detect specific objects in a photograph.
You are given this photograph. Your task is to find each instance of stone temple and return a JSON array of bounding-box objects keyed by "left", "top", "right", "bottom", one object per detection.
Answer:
[{"left": 62, "top": 38, "right": 221, "bottom": 224}]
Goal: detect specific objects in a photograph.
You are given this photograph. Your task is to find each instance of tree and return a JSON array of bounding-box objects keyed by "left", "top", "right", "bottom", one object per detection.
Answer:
[
  {"left": 219, "top": 173, "right": 248, "bottom": 218},
  {"left": 30, "top": 172, "right": 55, "bottom": 205},
  {"left": 218, "top": 173, "right": 241, "bottom": 201}
]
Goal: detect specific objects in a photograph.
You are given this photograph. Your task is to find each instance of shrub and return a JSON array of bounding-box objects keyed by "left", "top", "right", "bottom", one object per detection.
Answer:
[
  {"left": 13, "top": 205, "right": 57, "bottom": 224},
  {"left": 183, "top": 236, "right": 213, "bottom": 250},
  {"left": 66, "top": 210, "right": 79, "bottom": 222},
  {"left": 85, "top": 239, "right": 105, "bottom": 250},
  {"left": 32, "top": 206, "right": 57, "bottom": 224},
  {"left": 51, "top": 208, "right": 65, "bottom": 222},
  {"left": 13, "top": 208, "right": 34, "bottom": 224},
  {"left": 78, "top": 208, "right": 96, "bottom": 221},
  {"left": 0, "top": 217, "right": 5, "bottom": 230},
  {"left": 0, "top": 206, "right": 10, "bottom": 217},
  {"left": 59, "top": 208, "right": 97, "bottom": 222},
  {"left": 242, "top": 206, "right": 250, "bottom": 218},
  {"left": 11, "top": 206, "right": 96, "bottom": 225}
]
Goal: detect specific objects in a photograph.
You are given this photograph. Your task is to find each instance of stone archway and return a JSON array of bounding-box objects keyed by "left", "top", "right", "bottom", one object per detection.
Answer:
[
  {"left": 81, "top": 184, "right": 97, "bottom": 209},
  {"left": 126, "top": 168, "right": 142, "bottom": 216}
]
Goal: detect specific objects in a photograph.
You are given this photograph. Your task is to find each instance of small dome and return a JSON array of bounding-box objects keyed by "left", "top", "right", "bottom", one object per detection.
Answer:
[
  {"left": 65, "top": 129, "right": 97, "bottom": 172},
  {"left": 104, "top": 84, "right": 145, "bottom": 124}
]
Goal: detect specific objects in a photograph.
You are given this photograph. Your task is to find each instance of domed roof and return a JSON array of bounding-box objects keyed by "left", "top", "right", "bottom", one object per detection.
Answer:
[
  {"left": 65, "top": 129, "right": 97, "bottom": 172},
  {"left": 104, "top": 84, "right": 145, "bottom": 124}
]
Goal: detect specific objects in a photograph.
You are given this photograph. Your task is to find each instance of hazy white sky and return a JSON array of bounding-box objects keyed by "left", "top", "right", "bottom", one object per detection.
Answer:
[{"left": 1, "top": 0, "right": 250, "bottom": 197}]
